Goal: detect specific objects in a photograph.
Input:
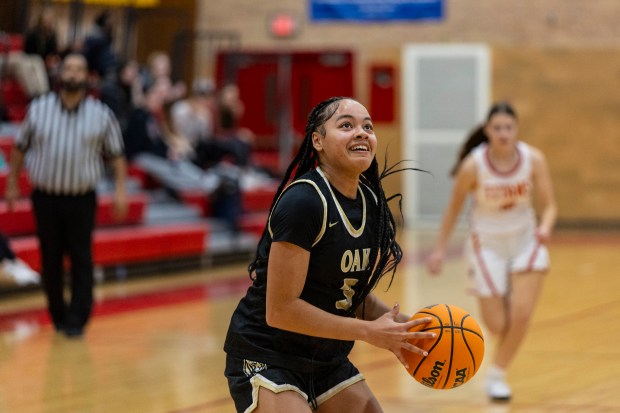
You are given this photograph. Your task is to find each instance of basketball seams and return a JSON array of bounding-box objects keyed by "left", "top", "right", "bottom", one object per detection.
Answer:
[
  {"left": 441, "top": 304, "right": 455, "bottom": 389},
  {"left": 419, "top": 326, "right": 483, "bottom": 339},
  {"left": 406, "top": 304, "right": 484, "bottom": 390},
  {"left": 460, "top": 314, "right": 482, "bottom": 374},
  {"left": 411, "top": 312, "right": 443, "bottom": 377}
]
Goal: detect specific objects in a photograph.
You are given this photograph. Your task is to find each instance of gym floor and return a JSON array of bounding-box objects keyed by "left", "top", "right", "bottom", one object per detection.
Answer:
[{"left": 0, "top": 228, "right": 618, "bottom": 413}]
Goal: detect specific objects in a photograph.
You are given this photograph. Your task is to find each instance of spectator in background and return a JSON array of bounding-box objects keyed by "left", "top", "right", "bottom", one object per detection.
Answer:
[
  {"left": 215, "top": 83, "right": 253, "bottom": 168},
  {"left": 82, "top": 10, "right": 117, "bottom": 80},
  {"left": 8, "top": 9, "right": 57, "bottom": 98},
  {"left": 124, "top": 78, "right": 179, "bottom": 161},
  {"left": 100, "top": 59, "right": 144, "bottom": 135},
  {"left": 170, "top": 77, "right": 221, "bottom": 168},
  {"left": 141, "top": 51, "right": 186, "bottom": 104},
  {"left": 125, "top": 79, "right": 241, "bottom": 231},
  {"left": 5, "top": 53, "right": 128, "bottom": 338},
  {"left": 24, "top": 8, "right": 60, "bottom": 87},
  {"left": 214, "top": 83, "right": 275, "bottom": 190}
]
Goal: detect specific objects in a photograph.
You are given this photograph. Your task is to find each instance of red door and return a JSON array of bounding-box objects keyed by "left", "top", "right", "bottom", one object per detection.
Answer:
[
  {"left": 215, "top": 50, "right": 354, "bottom": 172},
  {"left": 290, "top": 51, "right": 354, "bottom": 135}
]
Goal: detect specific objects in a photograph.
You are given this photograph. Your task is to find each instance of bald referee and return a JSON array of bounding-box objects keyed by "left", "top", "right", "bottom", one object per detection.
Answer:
[{"left": 5, "top": 53, "right": 128, "bottom": 338}]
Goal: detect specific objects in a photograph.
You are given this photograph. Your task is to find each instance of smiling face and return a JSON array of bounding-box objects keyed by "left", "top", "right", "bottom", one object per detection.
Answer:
[{"left": 311, "top": 99, "right": 377, "bottom": 176}]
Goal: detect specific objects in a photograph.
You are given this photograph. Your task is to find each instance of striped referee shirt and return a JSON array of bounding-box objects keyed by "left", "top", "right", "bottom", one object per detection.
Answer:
[{"left": 16, "top": 92, "right": 124, "bottom": 195}]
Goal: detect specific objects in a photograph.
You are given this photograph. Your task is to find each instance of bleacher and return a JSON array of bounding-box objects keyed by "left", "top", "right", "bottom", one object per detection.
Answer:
[
  {"left": 0, "top": 129, "right": 275, "bottom": 287},
  {"left": 0, "top": 32, "right": 279, "bottom": 288},
  {"left": 0, "top": 33, "right": 28, "bottom": 122}
]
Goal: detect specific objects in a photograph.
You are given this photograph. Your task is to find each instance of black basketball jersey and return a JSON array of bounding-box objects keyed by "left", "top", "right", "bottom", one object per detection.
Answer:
[{"left": 224, "top": 167, "right": 379, "bottom": 372}]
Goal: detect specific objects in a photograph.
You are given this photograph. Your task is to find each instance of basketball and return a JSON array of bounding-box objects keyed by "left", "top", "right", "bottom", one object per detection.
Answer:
[{"left": 404, "top": 303, "right": 485, "bottom": 390}]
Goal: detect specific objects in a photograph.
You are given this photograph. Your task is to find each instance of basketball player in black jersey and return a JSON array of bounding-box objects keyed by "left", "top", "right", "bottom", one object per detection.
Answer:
[{"left": 224, "top": 97, "right": 433, "bottom": 412}]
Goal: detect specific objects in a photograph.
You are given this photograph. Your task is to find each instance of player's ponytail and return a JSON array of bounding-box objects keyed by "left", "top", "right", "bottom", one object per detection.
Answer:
[{"left": 449, "top": 101, "right": 517, "bottom": 176}]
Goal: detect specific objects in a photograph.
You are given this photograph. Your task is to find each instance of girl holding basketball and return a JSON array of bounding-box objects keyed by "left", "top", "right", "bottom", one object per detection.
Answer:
[
  {"left": 426, "top": 102, "right": 557, "bottom": 401},
  {"left": 224, "top": 97, "right": 433, "bottom": 412}
]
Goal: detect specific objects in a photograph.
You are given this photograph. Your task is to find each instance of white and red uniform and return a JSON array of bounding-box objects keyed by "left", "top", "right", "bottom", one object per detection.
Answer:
[{"left": 465, "top": 142, "right": 549, "bottom": 297}]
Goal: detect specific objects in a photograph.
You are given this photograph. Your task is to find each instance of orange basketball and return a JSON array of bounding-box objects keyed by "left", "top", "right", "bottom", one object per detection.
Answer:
[{"left": 404, "top": 303, "right": 485, "bottom": 390}]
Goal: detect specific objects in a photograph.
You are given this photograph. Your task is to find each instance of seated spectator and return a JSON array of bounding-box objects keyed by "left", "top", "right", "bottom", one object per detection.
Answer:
[
  {"left": 82, "top": 10, "right": 117, "bottom": 81},
  {"left": 214, "top": 83, "right": 254, "bottom": 168},
  {"left": 100, "top": 59, "right": 144, "bottom": 135},
  {"left": 125, "top": 79, "right": 241, "bottom": 231},
  {"left": 170, "top": 77, "right": 228, "bottom": 168},
  {"left": 7, "top": 10, "right": 57, "bottom": 98},
  {"left": 24, "top": 8, "right": 60, "bottom": 85},
  {"left": 124, "top": 78, "right": 170, "bottom": 161},
  {"left": 141, "top": 51, "right": 186, "bottom": 104}
]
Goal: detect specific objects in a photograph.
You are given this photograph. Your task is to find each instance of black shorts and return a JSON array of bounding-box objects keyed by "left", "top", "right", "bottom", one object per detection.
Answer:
[{"left": 224, "top": 355, "right": 364, "bottom": 412}]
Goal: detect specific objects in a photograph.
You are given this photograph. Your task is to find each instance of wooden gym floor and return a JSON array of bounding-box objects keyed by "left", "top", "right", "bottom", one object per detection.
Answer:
[{"left": 0, "top": 228, "right": 618, "bottom": 413}]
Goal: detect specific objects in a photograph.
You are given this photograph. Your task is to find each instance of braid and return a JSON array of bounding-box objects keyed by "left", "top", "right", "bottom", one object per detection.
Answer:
[
  {"left": 349, "top": 154, "right": 428, "bottom": 315},
  {"left": 248, "top": 95, "right": 424, "bottom": 314},
  {"left": 248, "top": 96, "right": 347, "bottom": 279},
  {"left": 347, "top": 159, "right": 400, "bottom": 314}
]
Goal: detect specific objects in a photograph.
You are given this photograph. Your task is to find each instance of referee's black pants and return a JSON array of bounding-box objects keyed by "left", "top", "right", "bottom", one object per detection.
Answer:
[{"left": 31, "top": 189, "right": 97, "bottom": 331}]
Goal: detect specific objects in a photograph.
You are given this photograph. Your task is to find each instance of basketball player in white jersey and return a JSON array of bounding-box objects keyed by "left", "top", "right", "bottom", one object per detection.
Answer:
[{"left": 426, "top": 102, "right": 557, "bottom": 401}]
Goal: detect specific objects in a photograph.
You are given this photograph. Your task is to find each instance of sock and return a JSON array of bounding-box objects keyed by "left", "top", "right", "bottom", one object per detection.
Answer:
[{"left": 487, "top": 364, "right": 506, "bottom": 379}]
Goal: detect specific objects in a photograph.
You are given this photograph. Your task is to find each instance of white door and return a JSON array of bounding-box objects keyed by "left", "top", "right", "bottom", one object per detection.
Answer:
[{"left": 402, "top": 43, "right": 490, "bottom": 227}]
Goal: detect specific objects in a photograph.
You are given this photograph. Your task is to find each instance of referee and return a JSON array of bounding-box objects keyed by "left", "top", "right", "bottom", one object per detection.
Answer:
[{"left": 5, "top": 53, "right": 128, "bottom": 338}]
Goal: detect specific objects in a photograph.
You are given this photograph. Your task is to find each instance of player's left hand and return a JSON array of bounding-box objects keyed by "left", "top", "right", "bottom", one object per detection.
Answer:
[{"left": 536, "top": 226, "right": 551, "bottom": 244}]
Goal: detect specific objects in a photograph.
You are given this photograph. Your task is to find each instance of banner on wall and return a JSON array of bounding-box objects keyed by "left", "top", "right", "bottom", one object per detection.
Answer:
[
  {"left": 53, "top": 0, "right": 159, "bottom": 7},
  {"left": 310, "top": 0, "right": 443, "bottom": 22}
]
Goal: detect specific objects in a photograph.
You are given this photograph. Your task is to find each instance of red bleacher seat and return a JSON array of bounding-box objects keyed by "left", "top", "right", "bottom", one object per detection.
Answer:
[
  {"left": 242, "top": 187, "right": 275, "bottom": 212},
  {"left": 251, "top": 151, "right": 280, "bottom": 176},
  {"left": 178, "top": 190, "right": 212, "bottom": 216},
  {"left": 9, "top": 236, "right": 38, "bottom": 269},
  {"left": 0, "top": 136, "right": 15, "bottom": 161},
  {"left": 0, "top": 192, "right": 148, "bottom": 236},
  {"left": 95, "top": 192, "right": 148, "bottom": 227},
  {"left": 0, "top": 34, "right": 24, "bottom": 53},
  {"left": 0, "top": 199, "right": 34, "bottom": 236},
  {"left": 238, "top": 213, "right": 268, "bottom": 237},
  {"left": 0, "top": 171, "right": 31, "bottom": 198},
  {"left": 178, "top": 185, "right": 276, "bottom": 218},
  {"left": 92, "top": 223, "right": 208, "bottom": 265},
  {"left": 127, "top": 164, "right": 160, "bottom": 189},
  {"left": 1, "top": 33, "right": 29, "bottom": 122},
  {"left": 1, "top": 77, "right": 29, "bottom": 122},
  {"left": 11, "top": 222, "right": 209, "bottom": 271}
]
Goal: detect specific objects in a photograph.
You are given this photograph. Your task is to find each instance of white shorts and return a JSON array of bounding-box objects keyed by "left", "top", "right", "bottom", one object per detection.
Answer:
[{"left": 465, "top": 227, "right": 549, "bottom": 297}]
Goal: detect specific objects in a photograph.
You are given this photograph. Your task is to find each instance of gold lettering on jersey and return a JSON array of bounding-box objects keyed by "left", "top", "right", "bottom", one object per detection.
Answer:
[
  {"left": 341, "top": 248, "right": 371, "bottom": 273},
  {"left": 362, "top": 248, "right": 370, "bottom": 270},
  {"left": 341, "top": 250, "right": 353, "bottom": 272},
  {"left": 336, "top": 278, "right": 359, "bottom": 311}
]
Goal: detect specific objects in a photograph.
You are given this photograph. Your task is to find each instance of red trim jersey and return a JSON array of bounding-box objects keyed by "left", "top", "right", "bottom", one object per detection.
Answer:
[{"left": 470, "top": 142, "right": 536, "bottom": 235}]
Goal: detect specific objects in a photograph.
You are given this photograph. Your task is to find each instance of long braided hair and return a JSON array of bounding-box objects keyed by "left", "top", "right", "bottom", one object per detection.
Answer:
[{"left": 248, "top": 96, "right": 414, "bottom": 315}]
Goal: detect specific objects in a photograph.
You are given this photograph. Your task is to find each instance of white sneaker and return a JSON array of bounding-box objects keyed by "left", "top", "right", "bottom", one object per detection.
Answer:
[
  {"left": 486, "top": 372, "right": 512, "bottom": 402},
  {"left": 2, "top": 259, "right": 40, "bottom": 286}
]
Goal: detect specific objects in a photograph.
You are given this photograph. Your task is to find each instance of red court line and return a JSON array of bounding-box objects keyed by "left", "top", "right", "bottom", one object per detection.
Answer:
[{"left": 0, "top": 275, "right": 252, "bottom": 330}]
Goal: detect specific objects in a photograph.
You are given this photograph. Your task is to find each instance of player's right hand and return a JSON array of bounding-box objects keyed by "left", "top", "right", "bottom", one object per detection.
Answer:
[{"left": 365, "top": 303, "right": 435, "bottom": 370}]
